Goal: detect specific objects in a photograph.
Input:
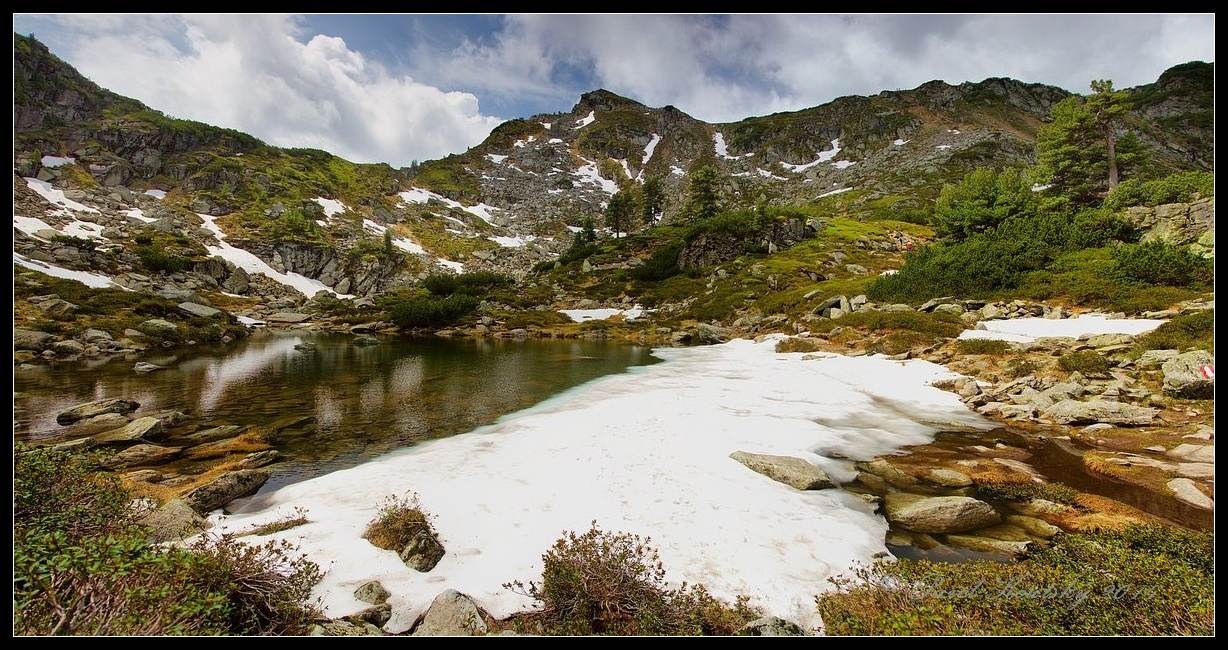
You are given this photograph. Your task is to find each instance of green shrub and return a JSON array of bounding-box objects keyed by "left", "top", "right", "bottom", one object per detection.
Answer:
[
  {"left": 1058, "top": 350, "right": 1113, "bottom": 375},
  {"left": 386, "top": 292, "right": 480, "bottom": 329},
  {"left": 14, "top": 445, "right": 321, "bottom": 636},
  {"left": 362, "top": 494, "right": 434, "bottom": 552},
  {"left": 136, "top": 246, "right": 192, "bottom": 273},
  {"left": 932, "top": 167, "right": 1038, "bottom": 240},
  {"left": 818, "top": 524, "right": 1213, "bottom": 635},
  {"left": 1111, "top": 241, "right": 1212, "bottom": 286},
  {"left": 811, "top": 310, "right": 963, "bottom": 338},
  {"left": 504, "top": 523, "right": 760, "bottom": 635},
  {"left": 954, "top": 339, "right": 1013, "bottom": 355},
  {"left": 422, "top": 271, "right": 510, "bottom": 297},
  {"left": 1103, "top": 171, "right": 1214, "bottom": 210},
  {"left": 974, "top": 481, "right": 1080, "bottom": 505},
  {"left": 1133, "top": 310, "right": 1214, "bottom": 354},
  {"left": 631, "top": 242, "right": 683, "bottom": 282},
  {"left": 1066, "top": 209, "right": 1137, "bottom": 248}
]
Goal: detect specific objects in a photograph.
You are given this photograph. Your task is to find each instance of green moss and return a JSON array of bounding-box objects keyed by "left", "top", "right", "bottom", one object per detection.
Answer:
[
  {"left": 1058, "top": 350, "right": 1113, "bottom": 375},
  {"left": 1133, "top": 310, "right": 1214, "bottom": 354},
  {"left": 954, "top": 339, "right": 1013, "bottom": 355}
]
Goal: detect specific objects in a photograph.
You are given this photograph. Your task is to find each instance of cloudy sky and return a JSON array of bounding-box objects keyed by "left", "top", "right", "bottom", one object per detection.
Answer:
[{"left": 14, "top": 14, "right": 1214, "bottom": 167}]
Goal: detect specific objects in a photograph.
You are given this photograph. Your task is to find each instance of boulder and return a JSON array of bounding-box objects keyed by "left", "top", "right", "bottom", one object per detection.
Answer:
[
  {"left": 102, "top": 444, "right": 183, "bottom": 469},
  {"left": 737, "top": 617, "right": 807, "bottom": 636},
  {"left": 1042, "top": 399, "right": 1157, "bottom": 426},
  {"left": 138, "top": 498, "right": 210, "bottom": 543},
  {"left": 178, "top": 302, "right": 222, "bottom": 318},
  {"left": 945, "top": 534, "right": 1031, "bottom": 556},
  {"left": 64, "top": 412, "right": 131, "bottom": 437},
  {"left": 354, "top": 581, "right": 391, "bottom": 605},
  {"left": 15, "top": 328, "right": 54, "bottom": 351},
  {"left": 926, "top": 468, "right": 972, "bottom": 487},
  {"left": 729, "top": 451, "right": 833, "bottom": 490},
  {"left": 695, "top": 323, "right": 732, "bottom": 345},
  {"left": 1167, "top": 478, "right": 1212, "bottom": 509},
  {"left": 93, "top": 416, "right": 165, "bottom": 445},
  {"left": 56, "top": 397, "right": 140, "bottom": 425},
  {"left": 411, "top": 590, "right": 488, "bottom": 636},
  {"left": 346, "top": 605, "right": 392, "bottom": 628},
  {"left": 51, "top": 339, "right": 85, "bottom": 355},
  {"left": 139, "top": 319, "right": 179, "bottom": 338},
  {"left": 180, "top": 424, "right": 244, "bottom": 444},
  {"left": 1137, "top": 349, "right": 1179, "bottom": 369},
  {"left": 1161, "top": 350, "right": 1214, "bottom": 398},
  {"left": 134, "top": 362, "right": 165, "bottom": 373},
  {"left": 882, "top": 493, "right": 1001, "bottom": 533},
  {"left": 399, "top": 528, "right": 446, "bottom": 572},
  {"left": 78, "top": 328, "right": 114, "bottom": 343},
  {"left": 182, "top": 469, "right": 271, "bottom": 513},
  {"left": 1166, "top": 443, "right": 1214, "bottom": 463}
]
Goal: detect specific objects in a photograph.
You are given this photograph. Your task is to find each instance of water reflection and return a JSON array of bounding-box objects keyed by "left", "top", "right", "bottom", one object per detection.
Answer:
[{"left": 15, "top": 332, "right": 659, "bottom": 486}]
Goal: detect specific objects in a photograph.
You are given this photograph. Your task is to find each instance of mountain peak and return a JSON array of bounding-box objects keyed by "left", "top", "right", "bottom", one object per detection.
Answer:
[{"left": 573, "top": 88, "right": 645, "bottom": 114}]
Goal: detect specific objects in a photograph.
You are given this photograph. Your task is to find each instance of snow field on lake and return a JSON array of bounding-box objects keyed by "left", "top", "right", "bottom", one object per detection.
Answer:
[{"left": 209, "top": 338, "right": 992, "bottom": 632}]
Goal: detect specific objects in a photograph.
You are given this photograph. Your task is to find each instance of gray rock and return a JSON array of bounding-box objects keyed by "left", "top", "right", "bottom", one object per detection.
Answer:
[
  {"left": 882, "top": 493, "right": 1001, "bottom": 533},
  {"left": 266, "top": 312, "right": 312, "bottom": 323},
  {"left": 102, "top": 444, "right": 183, "bottom": 469},
  {"left": 139, "top": 319, "right": 179, "bottom": 338},
  {"left": 237, "top": 449, "right": 281, "bottom": 469},
  {"left": 411, "top": 590, "right": 488, "bottom": 636},
  {"left": 354, "top": 580, "right": 391, "bottom": 605},
  {"left": 56, "top": 397, "right": 140, "bottom": 425},
  {"left": 945, "top": 534, "right": 1031, "bottom": 556},
  {"left": 926, "top": 468, "right": 973, "bottom": 487},
  {"left": 346, "top": 604, "right": 392, "bottom": 628},
  {"left": 729, "top": 451, "right": 833, "bottom": 490},
  {"left": 134, "top": 361, "right": 165, "bottom": 373},
  {"left": 178, "top": 302, "right": 222, "bottom": 318},
  {"left": 1137, "top": 349, "right": 1179, "bottom": 369},
  {"left": 179, "top": 424, "right": 244, "bottom": 445},
  {"left": 15, "top": 328, "right": 54, "bottom": 351},
  {"left": 138, "top": 498, "right": 210, "bottom": 543},
  {"left": 64, "top": 412, "right": 131, "bottom": 437},
  {"left": 1042, "top": 399, "right": 1157, "bottom": 426},
  {"left": 695, "top": 323, "right": 732, "bottom": 344},
  {"left": 352, "top": 334, "right": 380, "bottom": 347},
  {"left": 737, "top": 616, "right": 807, "bottom": 636},
  {"left": 182, "top": 469, "right": 271, "bottom": 513},
  {"left": 1166, "top": 443, "right": 1214, "bottom": 463},
  {"left": 78, "top": 328, "right": 114, "bottom": 343},
  {"left": 51, "top": 339, "right": 85, "bottom": 355},
  {"left": 1161, "top": 350, "right": 1214, "bottom": 399},
  {"left": 1167, "top": 478, "right": 1212, "bottom": 509},
  {"left": 93, "top": 416, "right": 165, "bottom": 445},
  {"left": 399, "top": 528, "right": 446, "bottom": 572}
]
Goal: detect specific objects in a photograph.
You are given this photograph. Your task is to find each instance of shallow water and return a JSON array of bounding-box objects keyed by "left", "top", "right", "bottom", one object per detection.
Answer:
[{"left": 14, "top": 332, "right": 659, "bottom": 487}]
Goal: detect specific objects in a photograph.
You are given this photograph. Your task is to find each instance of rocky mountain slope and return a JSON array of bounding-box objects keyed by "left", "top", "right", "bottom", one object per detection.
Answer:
[{"left": 13, "top": 32, "right": 1214, "bottom": 301}]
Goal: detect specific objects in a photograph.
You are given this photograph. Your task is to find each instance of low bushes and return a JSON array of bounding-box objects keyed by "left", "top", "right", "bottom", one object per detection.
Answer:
[
  {"left": 14, "top": 445, "right": 322, "bottom": 636},
  {"left": 385, "top": 292, "right": 480, "bottom": 329},
  {"left": 1103, "top": 171, "right": 1214, "bottom": 211},
  {"left": 1133, "top": 310, "right": 1214, "bottom": 354},
  {"left": 1058, "top": 350, "right": 1113, "bottom": 375},
  {"left": 362, "top": 494, "right": 434, "bottom": 552},
  {"left": 1111, "top": 241, "right": 1212, "bottom": 287},
  {"left": 630, "top": 242, "right": 683, "bottom": 282},
  {"left": 136, "top": 246, "right": 193, "bottom": 273},
  {"left": 954, "top": 339, "right": 1013, "bottom": 355},
  {"left": 817, "top": 524, "right": 1213, "bottom": 635},
  {"left": 505, "top": 523, "right": 759, "bottom": 635},
  {"left": 422, "top": 271, "right": 511, "bottom": 297}
]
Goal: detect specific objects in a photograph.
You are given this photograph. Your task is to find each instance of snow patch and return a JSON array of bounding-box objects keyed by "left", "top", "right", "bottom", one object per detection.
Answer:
[
  {"left": 197, "top": 213, "right": 351, "bottom": 298},
  {"left": 892, "top": 139, "right": 909, "bottom": 146},
  {"left": 237, "top": 316, "right": 266, "bottom": 327},
  {"left": 23, "top": 178, "right": 100, "bottom": 214},
  {"left": 540, "top": 122, "right": 552, "bottom": 130},
  {"left": 559, "top": 305, "right": 647, "bottom": 322},
  {"left": 818, "top": 187, "right": 854, "bottom": 198},
  {"left": 486, "top": 154, "right": 508, "bottom": 164},
  {"left": 958, "top": 314, "right": 1167, "bottom": 344},
  {"left": 436, "top": 258, "right": 466, "bottom": 273},
  {"left": 40, "top": 155, "right": 76, "bottom": 168},
  {"left": 143, "top": 189, "right": 167, "bottom": 199},
  {"left": 936, "top": 145, "right": 952, "bottom": 151},
  {"left": 14, "top": 252, "right": 119, "bottom": 289},
  {"left": 832, "top": 160, "right": 856, "bottom": 170},
  {"left": 204, "top": 337, "right": 991, "bottom": 632},
  {"left": 780, "top": 139, "right": 843, "bottom": 173},
  {"left": 756, "top": 168, "right": 788, "bottom": 181},
  {"left": 1030, "top": 183, "right": 1053, "bottom": 193},
  {"left": 361, "top": 219, "right": 426, "bottom": 255},
  {"left": 642, "top": 133, "right": 661, "bottom": 166},
  {"left": 574, "top": 111, "right": 596, "bottom": 128},
  {"left": 489, "top": 234, "right": 537, "bottom": 248},
  {"left": 670, "top": 165, "right": 686, "bottom": 176},
  {"left": 124, "top": 207, "right": 156, "bottom": 223},
  {"left": 313, "top": 197, "right": 347, "bottom": 217},
  {"left": 573, "top": 159, "right": 619, "bottom": 195}
]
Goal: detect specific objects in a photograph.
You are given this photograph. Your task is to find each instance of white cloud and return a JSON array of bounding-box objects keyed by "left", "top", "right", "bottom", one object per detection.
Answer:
[
  {"left": 409, "top": 14, "right": 1215, "bottom": 123},
  {"left": 30, "top": 14, "right": 502, "bottom": 167}
]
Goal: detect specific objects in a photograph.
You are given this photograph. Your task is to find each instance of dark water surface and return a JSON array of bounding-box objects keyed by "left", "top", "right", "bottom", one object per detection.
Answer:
[{"left": 15, "top": 332, "right": 660, "bottom": 488}]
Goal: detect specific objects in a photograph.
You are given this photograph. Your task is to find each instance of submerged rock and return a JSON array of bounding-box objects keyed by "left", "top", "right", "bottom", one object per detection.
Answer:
[
  {"left": 729, "top": 451, "right": 833, "bottom": 490},
  {"left": 411, "top": 590, "right": 488, "bottom": 636},
  {"left": 882, "top": 493, "right": 1001, "bottom": 534},
  {"left": 56, "top": 397, "right": 140, "bottom": 425},
  {"left": 102, "top": 444, "right": 183, "bottom": 469},
  {"left": 93, "top": 416, "right": 165, "bottom": 445},
  {"left": 134, "top": 361, "right": 165, "bottom": 373}
]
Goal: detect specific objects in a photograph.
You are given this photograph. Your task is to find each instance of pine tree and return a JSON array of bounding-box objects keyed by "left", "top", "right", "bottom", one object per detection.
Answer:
[
  {"left": 683, "top": 164, "right": 721, "bottom": 222},
  {"left": 1036, "top": 79, "right": 1137, "bottom": 205},
  {"left": 641, "top": 176, "right": 664, "bottom": 225},
  {"left": 605, "top": 190, "right": 635, "bottom": 238},
  {"left": 383, "top": 229, "right": 394, "bottom": 256}
]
